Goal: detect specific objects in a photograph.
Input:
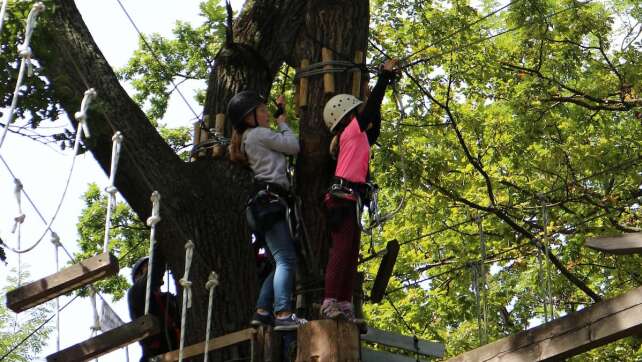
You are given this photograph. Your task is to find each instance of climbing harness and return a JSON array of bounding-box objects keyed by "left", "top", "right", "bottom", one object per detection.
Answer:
[
  {"left": 178, "top": 240, "right": 194, "bottom": 362},
  {"left": 103, "top": 132, "right": 124, "bottom": 253},
  {"left": 145, "top": 191, "right": 161, "bottom": 315},
  {"left": 203, "top": 271, "right": 219, "bottom": 362},
  {"left": 0, "top": 2, "right": 46, "bottom": 151}
]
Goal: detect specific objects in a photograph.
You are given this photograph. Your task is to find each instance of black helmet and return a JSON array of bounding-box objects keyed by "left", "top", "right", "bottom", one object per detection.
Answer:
[
  {"left": 227, "top": 91, "right": 264, "bottom": 131},
  {"left": 131, "top": 256, "right": 149, "bottom": 282}
]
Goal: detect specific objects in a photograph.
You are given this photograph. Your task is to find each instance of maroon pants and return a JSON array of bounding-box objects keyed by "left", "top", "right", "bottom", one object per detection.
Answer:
[{"left": 324, "top": 196, "right": 360, "bottom": 301}]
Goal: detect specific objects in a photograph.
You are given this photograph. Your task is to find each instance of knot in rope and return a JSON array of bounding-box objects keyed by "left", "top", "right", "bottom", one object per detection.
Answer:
[
  {"left": 104, "top": 185, "right": 117, "bottom": 195},
  {"left": 180, "top": 240, "right": 194, "bottom": 309},
  {"left": 50, "top": 232, "right": 61, "bottom": 248},
  {"left": 205, "top": 271, "right": 219, "bottom": 290},
  {"left": 146, "top": 191, "right": 161, "bottom": 226},
  {"left": 11, "top": 178, "right": 25, "bottom": 233},
  {"left": 74, "top": 88, "right": 97, "bottom": 138}
]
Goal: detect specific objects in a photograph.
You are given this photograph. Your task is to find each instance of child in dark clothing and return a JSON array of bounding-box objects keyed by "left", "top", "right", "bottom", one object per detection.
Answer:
[{"left": 321, "top": 59, "right": 399, "bottom": 321}]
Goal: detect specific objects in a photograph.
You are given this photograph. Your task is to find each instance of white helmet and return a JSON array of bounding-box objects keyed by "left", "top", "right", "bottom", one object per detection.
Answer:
[{"left": 323, "top": 94, "right": 363, "bottom": 132}]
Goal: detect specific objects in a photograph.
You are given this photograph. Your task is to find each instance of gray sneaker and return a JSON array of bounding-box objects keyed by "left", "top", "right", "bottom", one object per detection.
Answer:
[
  {"left": 274, "top": 313, "right": 308, "bottom": 331},
  {"left": 321, "top": 298, "right": 347, "bottom": 320}
]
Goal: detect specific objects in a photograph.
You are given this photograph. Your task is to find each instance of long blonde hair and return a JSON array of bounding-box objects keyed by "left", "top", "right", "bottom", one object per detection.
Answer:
[{"left": 229, "top": 128, "right": 248, "bottom": 164}]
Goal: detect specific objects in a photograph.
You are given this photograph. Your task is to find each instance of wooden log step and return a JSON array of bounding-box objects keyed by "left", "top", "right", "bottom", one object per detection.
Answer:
[
  {"left": 296, "top": 319, "right": 360, "bottom": 362},
  {"left": 7, "top": 252, "right": 119, "bottom": 313},
  {"left": 370, "top": 240, "right": 400, "bottom": 303},
  {"left": 361, "top": 326, "right": 445, "bottom": 358},
  {"left": 446, "top": 285, "right": 642, "bottom": 361},
  {"left": 585, "top": 232, "right": 642, "bottom": 255},
  {"left": 157, "top": 328, "right": 256, "bottom": 361},
  {"left": 46, "top": 315, "right": 159, "bottom": 362}
]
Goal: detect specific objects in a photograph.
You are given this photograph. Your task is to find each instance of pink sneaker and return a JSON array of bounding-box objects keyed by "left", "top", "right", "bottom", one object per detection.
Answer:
[
  {"left": 338, "top": 302, "right": 367, "bottom": 332},
  {"left": 321, "top": 298, "right": 346, "bottom": 320}
]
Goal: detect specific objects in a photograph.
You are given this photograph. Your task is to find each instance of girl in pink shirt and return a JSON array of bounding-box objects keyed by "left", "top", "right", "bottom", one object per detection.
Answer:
[{"left": 321, "top": 59, "right": 398, "bottom": 321}]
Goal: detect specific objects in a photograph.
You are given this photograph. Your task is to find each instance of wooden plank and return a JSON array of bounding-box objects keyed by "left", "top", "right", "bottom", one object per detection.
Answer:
[
  {"left": 158, "top": 328, "right": 256, "bottom": 361},
  {"left": 47, "top": 315, "right": 159, "bottom": 362},
  {"left": 7, "top": 252, "right": 119, "bottom": 313},
  {"left": 362, "top": 327, "right": 444, "bottom": 358},
  {"left": 322, "top": 48, "right": 335, "bottom": 94},
  {"left": 370, "top": 240, "right": 400, "bottom": 303},
  {"left": 295, "top": 320, "right": 359, "bottom": 361},
  {"left": 352, "top": 51, "right": 363, "bottom": 97},
  {"left": 446, "top": 285, "right": 642, "bottom": 362},
  {"left": 299, "top": 59, "right": 310, "bottom": 107},
  {"left": 585, "top": 232, "right": 642, "bottom": 255},
  {"left": 361, "top": 348, "right": 419, "bottom": 362}
]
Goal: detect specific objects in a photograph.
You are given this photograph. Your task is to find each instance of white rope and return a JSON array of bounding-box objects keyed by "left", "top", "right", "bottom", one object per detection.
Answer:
[
  {"left": 478, "top": 218, "right": 488, "bottom": 345},
  {"left": 0, "top": 0, "right": 9, "bottom": 43},
  {"left": 102, "top": 131, "right": 124, "bottom": 253},
  {"left": 0, "top": 2, "right": 46, "bottom": 151},
  {"left": 50, "top": 232, "right": 61, "bottom": 351},
  {"left": 203, "top": 271, "right": 219, "bottom": 362},
  {"left": 12, "top": 178, "right": 24, "bottom": 286},
  {"left": 542, "top": 201, "right": 554, "bottom": 320},
  {"left": 178, "top": 240, "right": 195, "bottom": 362},
  {"left": 89, "top": 290, "right": 101, "bottom": 335},
  {"left": 144, "top": 191, "right": 161, "bottom": 315}
]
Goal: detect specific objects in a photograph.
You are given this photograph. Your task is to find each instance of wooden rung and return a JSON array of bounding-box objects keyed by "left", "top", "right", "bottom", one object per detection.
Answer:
[
  {"left": 322, "top": 48, "right": 335, "bottom": 94},
  {"left": 7, "top": 252, "right": 119, "bottom": 313},
  {"left": 362, "top": 327, "right": 445, "bottom": 358},
  {"left": 370, "top": 240, "right": 399, "bottom": 303},
  {"left": 157, "top": 328, "right": 256, "bottom": 361},
  {"left": 46, "top": 315, "right": 159, "bottom": 362},
  {"left": 299, "top": 59, "right": 310, "bottom": 107},
  {"left": 585, "top": 232, "right": 642, "bottom": 255},
  {"left": 213, "top": 113, "right": 226, "bottom": 158}
]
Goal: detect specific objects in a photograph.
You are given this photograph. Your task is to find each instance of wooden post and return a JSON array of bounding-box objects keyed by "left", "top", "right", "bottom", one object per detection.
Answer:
[
  {"left": 198, "top": 115, "right": 209, "bottom": 158},
  {"left": 295, "top": 320, "right": 359, "bottom": 362},
  {"left": 322, "top": 48, "right": 335, "bottom": 94},
  {"left": 212, "top": 113, "right": 226, "bottom": 158},
  {"left": 446, "top": 285, "right": 642, "bottom": 361},
  {"left": 370, "top": 240, "right": 400, "bottom": 303},
  {"left": 191, "top": 121, "right": 202, "bottom": 162},
  {"left": 352, "top": 51, "right": 363, "bottom": 97},
  {"left": 7, "top": 252, "right": 119, "bottom": 313},
  {"left": 46, "top": 315, "right": 159, "bottom": 362},
  {"left": 299, "top": 59, "right": 310, "bottom": 107}
]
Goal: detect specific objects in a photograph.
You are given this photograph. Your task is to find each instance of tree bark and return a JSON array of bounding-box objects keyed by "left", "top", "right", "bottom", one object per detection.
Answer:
[{"left": 34, "top": 0, "right": 371, "bottom": 360}]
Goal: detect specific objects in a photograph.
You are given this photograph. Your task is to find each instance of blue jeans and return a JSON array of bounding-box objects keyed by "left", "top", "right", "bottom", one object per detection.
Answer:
[{"left": 255, "top": 217, "right": 296, "bottom": 313}]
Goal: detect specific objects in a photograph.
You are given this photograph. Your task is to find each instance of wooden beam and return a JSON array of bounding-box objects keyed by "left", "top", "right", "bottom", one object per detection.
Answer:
[
  {"left": 7, "top": 252, "right": 119, "bottom": 313},
  {"left": 46, "top": 315, "right": 159, "bottom": 362},
  {"left": 585, "top": 232, "right": 642, "bottom": 255},
  {"left": 157, "top": 328, "right": 256, "bottom": 361},
  {"left": 296, "top": 320, "right": 359, "bottom": 361},
  {"left": 352, "top": 51, "right": 363, "bottom": 97},
  {"left": 361, "top": 347, "right": 419, "bottom": 362},
  {"left": 446, "top": 285, "right": 642, "bottom": 362},
  {"left": 362, "top": 327, "right": 444, "bottom": 358},
  {"left": 322, "top": 48, "right": 335, "bottom": 94},
  {"left": 299, "top": 59, "right": 310, "bottom": 107},
  {"left": 370, "top": 240, "right": 400, "bottom": 303}
]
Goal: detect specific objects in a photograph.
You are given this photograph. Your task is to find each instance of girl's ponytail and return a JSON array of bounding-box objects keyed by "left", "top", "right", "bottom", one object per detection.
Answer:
[{"left": 229, "top": 129, "right": 248, "bottom": 164}]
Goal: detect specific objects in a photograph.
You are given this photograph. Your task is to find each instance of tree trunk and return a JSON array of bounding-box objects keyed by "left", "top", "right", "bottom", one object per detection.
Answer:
[{"left": 34, "top": 0, "right": 370, "bottom": 360}]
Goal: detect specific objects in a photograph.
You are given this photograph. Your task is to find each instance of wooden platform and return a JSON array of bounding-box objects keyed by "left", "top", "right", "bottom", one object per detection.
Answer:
[
  {"left": 7, "top": 252, "right": 119, "bottom": 313},
  {"left": 158, "top": 328, "right": 256, "bottom": 361},
  {"left": 46, "top": 314, "right": 159, "bottom": 362},
  {"left": 585, "top": 232, "right": 642, "bottom": 255},
  {"left": 446, "top": 285, "right": 642, "bottom": 361}
]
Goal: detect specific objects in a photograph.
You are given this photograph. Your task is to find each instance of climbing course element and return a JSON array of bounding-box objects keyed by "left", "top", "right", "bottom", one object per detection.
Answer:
[
  {"left": 6, "top": 252, "right": 119, "bottom": 313},
  {"left": 144, "top": 191, "right": 161, "bottom": 315},
  {"left": 203, "top": 271, "right": 220, "bottom": 362},
  {"left": 50, "top": 232, "right": 61, "bottom": 351},
  {"left": 12, "top": 179, "right": 25, "bottom": 285},
  {"left": 0, "top": 2, "right": 46, "bottom": 151},
  {"left": 1, "top": 88, "right": 96, "bottom": 255},
  {"left": 103, "top": 132, "right": 124, "bottom": 253},
  {"left": 178, "top": 240, "right": 195, "bottom": 362}
]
